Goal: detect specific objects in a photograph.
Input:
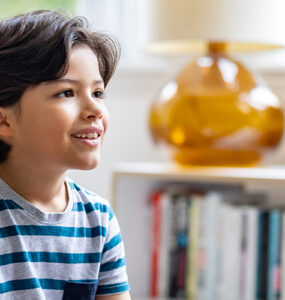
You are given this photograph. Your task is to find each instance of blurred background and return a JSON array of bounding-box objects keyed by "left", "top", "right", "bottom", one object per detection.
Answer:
[{"left": 3, "top": 0, "right": 285, "bottom": 199}]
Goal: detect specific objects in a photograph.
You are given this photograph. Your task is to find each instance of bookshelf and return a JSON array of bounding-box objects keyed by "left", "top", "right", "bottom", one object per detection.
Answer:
[{"left": 111, "top": 162, "right": 285, "bottom": 299}]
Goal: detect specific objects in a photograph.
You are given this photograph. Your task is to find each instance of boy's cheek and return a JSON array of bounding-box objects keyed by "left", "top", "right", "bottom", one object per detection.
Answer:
[{"left": 102, "top": 110, "right": 110, "bottom": 132}]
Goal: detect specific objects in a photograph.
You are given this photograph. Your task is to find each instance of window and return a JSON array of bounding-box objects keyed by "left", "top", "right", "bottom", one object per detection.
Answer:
[{"left": 0, "top": 0, "right": 76, "bottom": 18}]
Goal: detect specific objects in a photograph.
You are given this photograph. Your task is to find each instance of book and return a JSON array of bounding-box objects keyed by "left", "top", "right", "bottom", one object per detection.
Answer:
[
  {"left": 203, "top": 192, "right": 222, "bottom": 300},
  {"left": 267, "top": 210, "right": 282, "bottom": 300},
  {"left": 158, "top": 191, "right": 172, "bottom": 298},
  {"left": 174, "top": 193, "right": 188, "bottom": 298},
  {"left": 150, "top": 190, "right": 163, "bottom": 297},
  {"left": 169, "top": 191, "right": 187, "bottom": 298},
  {"left": 275, "top": 210, "right": 283, "bottom": 300},
  {"left": 241, "top": 206, "right": 259, "bottom": 300},
  {"left": 196, "top": 193, "right": 208, "bottom": 300},
  {"left": 256, "top": 210, "right": 270, "bottom": 300},
  {"left": 216, "top": 201, "right": 228, "bottom": 300},
  {"left": 186, "top": 193, "right": 202, "bottom": 300},
  {"left": 225, "top": 204, "right": 243, "bottom": 300},
  {"left": 148, "top": 184, "right": 271, "bottom": 300},
  {"left": 281, "top": 211, "right": 285, "bottom": 300}
]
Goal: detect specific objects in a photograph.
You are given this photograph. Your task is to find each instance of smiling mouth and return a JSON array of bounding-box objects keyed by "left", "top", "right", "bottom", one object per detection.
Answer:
[{"left": 71, "top": 132, "right": 100, "bottom": 139}]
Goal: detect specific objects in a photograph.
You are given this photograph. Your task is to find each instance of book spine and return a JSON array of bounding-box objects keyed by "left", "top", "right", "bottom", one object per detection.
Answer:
[
  {"left": 244, "top": 207, "right": 258, "bottom": 300},
  {"left": 224, "top": 205, "right": 242, "bottom": 300},
  {"left": 267, "top": 210, "right": 281, "bottom": 300},
  {"left": 240, "top": 208, "right": 248, "bottom": 299},
  {"left": 168, "top": 193, "right": 181, "bottom": 297},
  {"left": 158, "top": 192, "right": 172, "bottom": 297},
  {"left": 150, "top": 191, "right": 162, "bottom": 297},
  {"left": 256, "top": 211, "right": 269, "bottom": 300},
  {"left": 281, "top": 212, "right": 285, "bottom": 300},
  {"left": 275, "top": 210, "right": 282, "bottom": 300},
  {"left": 186, "top": 195, "right": 200, "bottom": 300},
  {"left": 204, "top": 192, "right": 221, "bottom": 300},
  {"left": 196, "top": 196, "right": 207, "bottom": 300},
  {"left": 175, "top": 194, "right": 188, "bottom": 298},
  {"left": 216, "top": 202, "right": 227, "bottom": 300}
]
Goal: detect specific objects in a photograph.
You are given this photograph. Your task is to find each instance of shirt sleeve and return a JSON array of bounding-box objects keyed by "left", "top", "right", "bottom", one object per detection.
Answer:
[{"left": 96, "top": 206, "right": 130, "bottom": 295}]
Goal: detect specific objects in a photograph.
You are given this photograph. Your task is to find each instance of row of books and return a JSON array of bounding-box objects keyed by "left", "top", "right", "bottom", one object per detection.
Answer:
[{"left": 149, "top": 184, "right": 284, "bottom": 300}]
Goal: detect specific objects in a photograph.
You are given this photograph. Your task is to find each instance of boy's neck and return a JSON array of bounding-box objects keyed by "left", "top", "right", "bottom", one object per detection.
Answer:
[{"left": 0, "top": 160, "right": 69, "bottom": 213}]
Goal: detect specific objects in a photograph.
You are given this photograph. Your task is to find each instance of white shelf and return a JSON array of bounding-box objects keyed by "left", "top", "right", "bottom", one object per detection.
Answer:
[
  {"left": 113, "top": 162, "right": 285, "bottom": 183},
  {"left": 112, "top": 162, "right": 285, "bottom": 298}
]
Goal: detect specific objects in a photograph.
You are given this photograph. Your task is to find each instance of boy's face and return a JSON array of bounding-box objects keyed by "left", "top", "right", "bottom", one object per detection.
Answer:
[{"left": 5, "top": 45, "right": 109, "bottom": 171}]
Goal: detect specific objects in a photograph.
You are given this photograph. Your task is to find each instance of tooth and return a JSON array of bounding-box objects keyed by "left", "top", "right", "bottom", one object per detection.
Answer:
[{"left": 73, "top": 132, "right": 99, "bottom": 139}]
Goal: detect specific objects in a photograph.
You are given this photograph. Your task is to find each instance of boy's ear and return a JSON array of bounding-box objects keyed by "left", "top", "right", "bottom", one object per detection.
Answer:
[{"left": 0, "top": 109, "right": 13, "bottom": 137}]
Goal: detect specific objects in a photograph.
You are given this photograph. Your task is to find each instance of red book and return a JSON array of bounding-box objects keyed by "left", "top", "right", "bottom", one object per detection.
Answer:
[{"left": 150, "top": 191, "right": 162, "bottom": 297}]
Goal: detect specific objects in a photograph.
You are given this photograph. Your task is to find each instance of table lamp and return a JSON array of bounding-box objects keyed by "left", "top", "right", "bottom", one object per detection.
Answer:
[{"left": 139, "top": 0, "right": 285, "bottom": 166}]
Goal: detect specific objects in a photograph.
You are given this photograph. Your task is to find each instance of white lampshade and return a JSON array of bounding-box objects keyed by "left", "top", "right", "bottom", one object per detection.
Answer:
[{"left": 138, "top": 0, "right": 285, "bottom": 54}]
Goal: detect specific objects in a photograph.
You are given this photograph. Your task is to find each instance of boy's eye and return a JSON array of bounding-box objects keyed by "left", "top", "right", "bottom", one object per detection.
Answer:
[
  {"left": 54, "top": 89, "right": 105, "bottom": 99},
  {"left": 55, "top": 90, "right": 74, "bottom": 98},
  {"left": 93, "top": 91, "right": 105, "bottom": 99}
]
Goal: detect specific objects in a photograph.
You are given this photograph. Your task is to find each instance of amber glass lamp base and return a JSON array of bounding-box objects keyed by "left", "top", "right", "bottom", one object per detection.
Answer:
[{"left": 149, "top": 43, "right": 284, "bottom": 166}]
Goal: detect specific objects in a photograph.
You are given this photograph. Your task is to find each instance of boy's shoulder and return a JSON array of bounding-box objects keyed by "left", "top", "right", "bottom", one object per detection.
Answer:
[{"left": 65, "top": 176, "right": 114, "bottom": 219}]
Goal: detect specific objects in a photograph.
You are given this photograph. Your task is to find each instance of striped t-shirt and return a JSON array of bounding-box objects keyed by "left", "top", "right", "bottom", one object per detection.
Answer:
[{"left": 0, "top": 176, "right": 130, "bottom": 299}]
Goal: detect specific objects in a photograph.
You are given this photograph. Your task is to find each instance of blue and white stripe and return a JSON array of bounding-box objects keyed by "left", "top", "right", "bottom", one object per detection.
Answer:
[{"left": 0, "top": 177, "right": 130, "bottom": 299}]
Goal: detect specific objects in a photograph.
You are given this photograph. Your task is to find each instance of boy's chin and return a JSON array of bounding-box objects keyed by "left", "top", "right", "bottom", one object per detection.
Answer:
[{"left": 71, "top": 156, "right": 100, "bottom": 170}]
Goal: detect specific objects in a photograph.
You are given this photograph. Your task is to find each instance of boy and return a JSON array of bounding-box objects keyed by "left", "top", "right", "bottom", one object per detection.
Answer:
[{"left": 0, "top": 10, "right": 131, "bottom": 300}]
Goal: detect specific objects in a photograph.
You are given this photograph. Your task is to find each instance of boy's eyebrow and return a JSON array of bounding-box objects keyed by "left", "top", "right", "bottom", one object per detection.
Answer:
[{"left": 42, "top": 78, "right": 104, "bottom": 86}]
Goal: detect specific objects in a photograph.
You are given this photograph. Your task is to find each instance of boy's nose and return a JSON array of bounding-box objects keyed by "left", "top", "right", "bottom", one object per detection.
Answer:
[
  {"left": 86, "top": 113, "right": 103, "bottom": 120},
  {"left": 80, "top": 94, "right": 104, "bottom": 120}
]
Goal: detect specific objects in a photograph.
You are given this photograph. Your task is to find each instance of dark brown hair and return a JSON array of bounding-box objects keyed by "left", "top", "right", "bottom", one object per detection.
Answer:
[{"left": 0, "top": 9, "right": 120, "bottom": 162}]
